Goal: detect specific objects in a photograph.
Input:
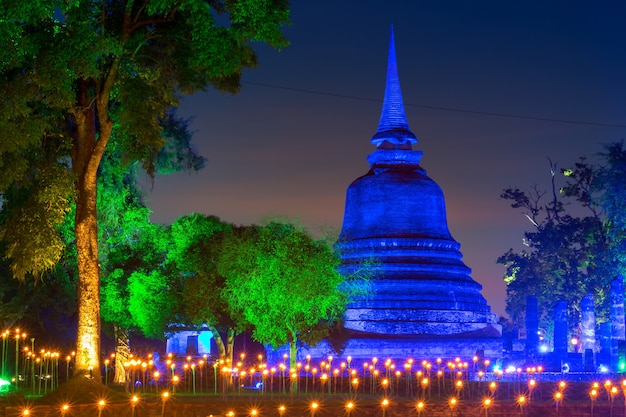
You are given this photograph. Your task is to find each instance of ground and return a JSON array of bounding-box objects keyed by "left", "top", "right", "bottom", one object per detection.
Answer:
[{"left": 1, "top": 377, "right": 624, "bottom": 416}]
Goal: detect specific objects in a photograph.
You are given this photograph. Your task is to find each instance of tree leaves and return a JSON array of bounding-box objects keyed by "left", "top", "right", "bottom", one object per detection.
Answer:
[
  {"left": 500, "top": 142, "right": 626, "bottom": 332},
  {"left": 128, "top": 269, "right": 174, "bottom": 339},
  {"left": 0, "top": 0, "right": 290, "bottom": 372},
  {"left": 0, "top": 0, "right": 290, "bottom": 279},
  {"left": 0, "top": 165, "right": 74, "bottom": 279},
  {"left": 220, "top": 222, "right": 346, "bottom": 350}
]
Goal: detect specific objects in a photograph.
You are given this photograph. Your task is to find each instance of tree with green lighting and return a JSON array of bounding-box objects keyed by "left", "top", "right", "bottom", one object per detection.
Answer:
[
  {"left": 0, "top": 123, "right": 197, "bottom": 381},
  {"left": 98, "top": 147, "right": 174, "bottom": 384},
  {"left": 0, "top": 1, "right": 289, "bottom": 378},
  {"left": 499, "top": 142, "right": 626, "bottom": 336},
  {"left": 168, "top": 213, "right": 241, "bottom": 363},
  {"left": 219, "top": 222, "right": 348, "bottom": 370}
]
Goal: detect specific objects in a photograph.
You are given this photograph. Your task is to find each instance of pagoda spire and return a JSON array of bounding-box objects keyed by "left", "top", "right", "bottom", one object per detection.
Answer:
[{"left": 371, "top": 25, "right": 417, "bottom": 147}]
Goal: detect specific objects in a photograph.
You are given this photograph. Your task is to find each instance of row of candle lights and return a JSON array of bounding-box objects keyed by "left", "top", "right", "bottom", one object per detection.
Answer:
[
  {"left": 0, "top": 327, "right": 574, "bottom": 398},
  {"left": 5, "top": 344, "right": 626, "bottom": 416},
  {"left": 100, "top": 350, "right": 626, "bottom": 410},
  {"left": 1, "top": 327, "right": 78, "bottom": 394},
  {"left": 5, "top": 326, "right": 626, "bottom": 415},
  {"left": 110, "top": 352, "right": 530, "bottom": 396}
]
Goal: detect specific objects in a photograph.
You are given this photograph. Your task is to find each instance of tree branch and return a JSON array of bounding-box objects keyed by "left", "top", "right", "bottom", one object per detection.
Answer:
[
  {"left": 548, "top": 158, "right": 560, "bottom": 221},
  {"left": 127, "top": 1, "right": 183, "bottom": 34},
  {"left": 132, "top": 0, "right": 150, "bottom": 24}
]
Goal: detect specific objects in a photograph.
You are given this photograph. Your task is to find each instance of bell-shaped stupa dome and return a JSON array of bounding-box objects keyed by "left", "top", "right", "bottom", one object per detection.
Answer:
[{"left": 336, "top": 27, "right": 500, "bottom": 346}]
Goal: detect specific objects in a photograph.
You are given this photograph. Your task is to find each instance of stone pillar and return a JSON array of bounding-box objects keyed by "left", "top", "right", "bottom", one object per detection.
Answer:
[
  {"left": 581, "top": 294, "right": 596, "bottom": 371},
  {"left": 599, "top": 322, "right": 612, "bottom": 372},
  {"left": 610, "top": 276, "right": 625, "bottom": 370},
  {"left": 525, "top": 296, "right": 539, "bottom": 362},
  {"left": 553, "top": 300, "right": 568, "bottom": 371}
]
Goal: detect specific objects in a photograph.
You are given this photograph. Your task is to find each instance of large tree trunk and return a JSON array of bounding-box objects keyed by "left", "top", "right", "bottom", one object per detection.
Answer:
[
  {"left": 74, "top": 176, "right": 101, "bottom": 378},
  {"left": 73, "top": 99, "right": 101, "bottom": 379},
  {"left": 71, "top": 78, "right": 113, "bottom": 380}
]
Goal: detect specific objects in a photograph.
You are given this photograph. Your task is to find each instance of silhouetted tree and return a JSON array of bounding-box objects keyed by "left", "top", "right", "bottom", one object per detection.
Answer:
[{"left": 499, "top": 142, "right": 626, "bottom": 337}]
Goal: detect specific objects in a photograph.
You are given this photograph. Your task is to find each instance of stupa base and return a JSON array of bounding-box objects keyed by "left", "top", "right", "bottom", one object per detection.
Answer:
[{"left": 266, "top": 329, "right": 503, "bottom": 365}]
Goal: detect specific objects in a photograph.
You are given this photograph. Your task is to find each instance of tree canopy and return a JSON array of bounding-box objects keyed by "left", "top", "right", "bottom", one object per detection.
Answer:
[
  {"left": 499, "top": 142, "right": 626, "bottom": 338},
  {"left": 168, "top": 213, "right": 239, "bottom": 361},
  {"left": 0, "top": 0, "right": 289, "bottom": 376},
  {"left": 219, "top": 222, "right": 348, "bottom": 368}
]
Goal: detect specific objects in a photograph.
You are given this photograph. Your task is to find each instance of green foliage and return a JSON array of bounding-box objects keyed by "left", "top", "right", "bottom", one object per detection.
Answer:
[
  {"left": 1, "top": 0, "right": 289, "bottom": 371},
  {"left": 0, "top": 165, "right": 74, "bottom": 279},
  {"left": 169, "top": 214, "right": 234, "bottom": 327},
  {"left": 595, "top": 142, "right": 626, "bottom": 258},
  {"left": 127, "top": 270, "right": 175, "bottom": 339},
  {"left": 0, "top": 255, "right": 77, "bottom": 337},
  {"left": 500, "top": 142, "right": 626, "bottom": 333},
  {"left": 0, "top": 134, "right": 184, "bottom": 339},
  {"left": 156, "top": 111, "right": 206, "bottom": 174},
  {"left": 0, "top": 196, "right": 77, "bottom": 335},
  {"left": 220, "top": 222, "right": 347, "bottom": 351},
  {"left": 169, "top": 214, "right": 229, "bottom": 270},
  {"left": 0, "top": 0, "right": 289, "bottom": 281},
  {"left": 101, "top": 269, "right": 128, "bottom": 323},
  {"left": 97, "top": 144, "right": 177, "bottom": 338}
]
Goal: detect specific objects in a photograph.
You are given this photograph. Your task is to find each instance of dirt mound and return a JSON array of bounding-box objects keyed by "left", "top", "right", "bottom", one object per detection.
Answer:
[{"left": 38, "top": 375, "right": 127, "bottom": 405}]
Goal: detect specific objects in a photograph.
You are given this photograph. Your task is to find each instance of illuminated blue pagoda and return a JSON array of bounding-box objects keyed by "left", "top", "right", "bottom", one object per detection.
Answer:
[{"left": 333, "top": 27, "right": 502, "bottom": 359}]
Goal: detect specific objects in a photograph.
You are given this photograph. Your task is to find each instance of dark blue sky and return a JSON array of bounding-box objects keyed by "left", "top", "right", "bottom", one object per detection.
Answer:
[{"left": 144, "top": 1, "right": 626, "bottom": 317}]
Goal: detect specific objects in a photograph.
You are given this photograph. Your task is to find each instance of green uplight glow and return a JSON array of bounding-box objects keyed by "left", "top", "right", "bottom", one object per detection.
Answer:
[{"left": 0, "top": 378, "right": 11, "bottom": 392}]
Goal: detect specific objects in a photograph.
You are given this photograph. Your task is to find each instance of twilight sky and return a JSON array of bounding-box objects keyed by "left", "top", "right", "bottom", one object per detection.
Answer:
[{"left": 143, "top": 1, "right": 626, "bottom": 318}]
